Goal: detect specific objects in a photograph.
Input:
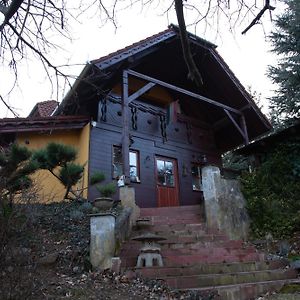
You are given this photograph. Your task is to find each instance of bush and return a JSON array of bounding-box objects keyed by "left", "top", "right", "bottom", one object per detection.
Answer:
[
  {"left": 241, "top": 138, "right": 300, "bottom": 238},
  {"left": 96, "top": 182, "right": 117, "bottom": 198},
  {"left": 90, "top": 172, "right": 105, "bottom": 185}
]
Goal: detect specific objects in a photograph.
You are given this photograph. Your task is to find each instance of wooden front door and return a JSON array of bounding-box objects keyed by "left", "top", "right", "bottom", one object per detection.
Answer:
[{"left": 155, "top": 156, "right": 179, "bottom": 207}]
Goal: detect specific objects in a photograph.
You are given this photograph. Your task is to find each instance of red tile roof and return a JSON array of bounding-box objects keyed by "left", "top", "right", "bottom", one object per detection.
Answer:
[
  {"left": 0, "top": 116, "right": 90, "bottom": 133},
  {"left": 28, "top": 100, "right": 59, "bottom": 118}
]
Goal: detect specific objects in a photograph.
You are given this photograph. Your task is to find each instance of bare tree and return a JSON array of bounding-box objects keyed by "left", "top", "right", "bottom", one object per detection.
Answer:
[{"left": 0, "top": 0, "right": 277, "bottom": 114}]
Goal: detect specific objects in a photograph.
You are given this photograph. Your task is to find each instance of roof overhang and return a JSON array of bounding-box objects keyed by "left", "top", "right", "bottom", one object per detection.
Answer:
[
  {"left": 56, "top": 25, "right": 271, "bottom": 152},
  {"left": 0, "top": 116, "right": 90, "bottom": 133}
]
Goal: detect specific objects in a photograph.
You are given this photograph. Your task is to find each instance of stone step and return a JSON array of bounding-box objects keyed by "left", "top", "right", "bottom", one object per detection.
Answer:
[
  {"left": 134, "top": 260, "right": 289, "bottom": 278},
  {"left": 161, "top": 268, "right": 297, "bottom": 290},
  {"left": 181, "top": 278, "right": 300, "bottom": 300}
]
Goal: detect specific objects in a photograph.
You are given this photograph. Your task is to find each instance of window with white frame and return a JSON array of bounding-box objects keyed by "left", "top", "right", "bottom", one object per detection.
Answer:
[{"left": 113, "top": 146, "right": 140, "bottom": 182}]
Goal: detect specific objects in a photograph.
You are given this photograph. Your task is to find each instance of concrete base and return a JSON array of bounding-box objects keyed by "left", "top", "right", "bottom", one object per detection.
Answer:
[{"left": 90, "top": 214, "right": 116, "bottom": 270}]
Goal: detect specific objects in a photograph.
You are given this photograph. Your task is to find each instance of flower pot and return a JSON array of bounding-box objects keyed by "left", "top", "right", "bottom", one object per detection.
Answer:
[{"left": 93, "top": 197, "right": 114, "bottom": 210}]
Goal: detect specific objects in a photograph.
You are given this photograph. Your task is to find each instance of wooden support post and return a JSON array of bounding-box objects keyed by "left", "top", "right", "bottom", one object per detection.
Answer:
[
  {"left": 122, "top": 71, "right": 130, "bottom": 184},
  {"left": 224, "top": 109, "right": 249, "bottom": 145},
  {"left": 240, "top": 114, "right": 249, "bottom": 145},
  {"left": 224, "top": 109, "right": 246, "bottom": 139}
]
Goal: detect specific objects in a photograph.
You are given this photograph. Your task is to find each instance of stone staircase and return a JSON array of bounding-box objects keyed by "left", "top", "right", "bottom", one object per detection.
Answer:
[{"left": 119, "top": 205, "right": 299, "bottom": 300}]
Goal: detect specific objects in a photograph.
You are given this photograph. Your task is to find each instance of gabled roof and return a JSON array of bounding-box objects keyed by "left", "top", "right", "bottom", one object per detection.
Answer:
[
  {"left": 28, "top": 100, "right": 59, "bottom": 118},
  {"left": 0, "top": 116, "right": 89, "bottom": 133},
  {"left": 91, "top": 25, "right": 217, "bottom": 70},
  {"left": 56, "top": 25, "right": 271, "bottom": 152}
]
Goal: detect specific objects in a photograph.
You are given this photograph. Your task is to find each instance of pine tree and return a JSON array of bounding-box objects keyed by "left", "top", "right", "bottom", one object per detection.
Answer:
[
  {"left": 32, "top": 143, "right": 84, "bottom": 200},
  {"left": 268, "top": 0, "right": 300, "bottom": 126},
  {"left": 0, "top": 144, "right": 39, "bottom": 212}
]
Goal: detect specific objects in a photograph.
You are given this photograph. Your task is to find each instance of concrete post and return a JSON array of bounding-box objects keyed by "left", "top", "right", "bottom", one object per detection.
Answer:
[
  {"left": 202, "top": 166, "right": 221, "bottom": 230},
  {"left": 119, "top": 186, "right": 140, "bottom": 227},
  {"left": 202, "top": 165, "right": 249, "bottom": 240},
  {"left": 90, "top": 214, "right": 116, "bottom": 270}
]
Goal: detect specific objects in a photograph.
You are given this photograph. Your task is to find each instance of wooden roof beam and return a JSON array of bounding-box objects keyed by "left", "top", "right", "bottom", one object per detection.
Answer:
[
  {"left": 224, "top": 109, "right": 249, "bottom": 145},
  {"left": 126, "top": 69, "right": 242, "bottom": 115}
]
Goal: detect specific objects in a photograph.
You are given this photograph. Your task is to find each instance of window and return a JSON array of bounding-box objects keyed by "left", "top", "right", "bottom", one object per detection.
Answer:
[
  {"left": 191, "top": 164, "right": 202, "bottom": 191},
  {"left": 156, "top": 158, "right": 175, "bottom": 187},
  {"left": 113, "top": 146, "right": 140, "bottom": 182}
]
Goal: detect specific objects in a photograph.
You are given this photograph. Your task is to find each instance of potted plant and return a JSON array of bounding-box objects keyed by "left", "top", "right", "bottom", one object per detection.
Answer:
[{"left": 90, "top": 172, "right": 117, "bottom": 210}]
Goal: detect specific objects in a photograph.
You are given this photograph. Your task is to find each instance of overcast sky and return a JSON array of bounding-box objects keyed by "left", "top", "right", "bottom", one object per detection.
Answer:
[{"left": 0, "top": 1, "right": 284, "bottom": 118}]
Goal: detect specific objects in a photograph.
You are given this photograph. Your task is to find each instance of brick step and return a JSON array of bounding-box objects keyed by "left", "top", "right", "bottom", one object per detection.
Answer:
[
  {"left": 140, "top": 205, "right": 203, "bottom": 217},
  {"left": 159, "top": 233, "right": 230, "bottom": 243},
  {"left": 161, "top": 247, "right": 259, "bottom": 257},
  {"left": 161, "top": 268, "right": 297, "bottom": 290},
  {"left": 147, "top": 215, "right": 204, "bottom": 225},
  {"left": 142, "top": 223, "right": 206, "bottom": 233},
  {"left": 134, "top": 260, "right": 289, "bottom": 278},
  {"left": 180, "top": 278, "right": 300, "bottom": 300},
  {"left": 121, "top": 239, "right": 247, "bottom": 252},
  {"left": 163, "top": 252, "right": 265, "bottom": 266},
  {"left": 120, "top": 246, "right": 258, "bottom": 259},
  {"left": 120, "top": 251, "right": 265, "bottom": 269}
]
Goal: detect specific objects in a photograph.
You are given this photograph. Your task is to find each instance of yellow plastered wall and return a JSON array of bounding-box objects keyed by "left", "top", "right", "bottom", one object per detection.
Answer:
[{"left": 16, "top": 123, "right": 90, "bottom": 202}]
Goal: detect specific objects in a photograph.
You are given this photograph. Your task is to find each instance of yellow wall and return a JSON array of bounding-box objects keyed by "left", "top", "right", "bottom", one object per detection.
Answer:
[{"left": 16, "top": 124, "right": 90, "bottom": 202}]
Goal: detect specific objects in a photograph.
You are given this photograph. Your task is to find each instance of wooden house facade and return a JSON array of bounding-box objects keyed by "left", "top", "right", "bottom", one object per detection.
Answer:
[
  {"left": 55, "top": 25, "right": 271, "bottom": 208},
  {"left": 0, "top": 25, "right": 271, "bottom": 206}
]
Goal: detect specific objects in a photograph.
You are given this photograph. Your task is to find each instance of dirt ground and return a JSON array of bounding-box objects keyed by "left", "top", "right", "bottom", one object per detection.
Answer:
[
  {"left": 0, "top": 201, "right": 216, "bottom": 300},
  {"left": 1, "top": 201, "right": 300, "bottom": 300}
]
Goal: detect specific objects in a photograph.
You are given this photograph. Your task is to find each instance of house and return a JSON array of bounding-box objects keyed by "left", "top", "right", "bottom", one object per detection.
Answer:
[
  {"left": 0, "top": 115, "right": 90, "bottom": 201},
  {"left": 0, "top": 25, "right": 271, "bottom": 205},
  {"left": 54, "top": 24, "right": 271, "bottom": 207}
]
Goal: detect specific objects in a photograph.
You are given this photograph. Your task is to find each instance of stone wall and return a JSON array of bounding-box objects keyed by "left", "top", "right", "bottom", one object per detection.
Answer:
[{"left": 202, "top": 166, "right": 249, "bottom": 240}]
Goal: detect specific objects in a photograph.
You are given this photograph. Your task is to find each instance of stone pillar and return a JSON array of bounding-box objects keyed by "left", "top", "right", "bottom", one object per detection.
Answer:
[
  {"left": 90, "top": 214, "right": 116, "bottom": 270},
  {"left": 202, "top": 165, "right": 249, "bottom": 240},
  {"left": 119, "top": 186, "right": 140, "bottom": 227},
  {"left": 201, "top": 166, "right": 221, "bottom": 230}
]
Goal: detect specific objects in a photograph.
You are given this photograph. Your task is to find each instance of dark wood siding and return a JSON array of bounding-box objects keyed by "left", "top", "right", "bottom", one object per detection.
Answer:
[{"left": 89, "top": 99, "right": 221, "bottom": 208}]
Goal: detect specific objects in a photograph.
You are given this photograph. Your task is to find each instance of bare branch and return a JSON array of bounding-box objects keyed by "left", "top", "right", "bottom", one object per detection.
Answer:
[
  {"left": 242, "top": 0, "right": 275, "bottom": 34},
  {"left": 174, "top": 0, "right": 203, "bottom": 88},
  {"left": 0, "top": 94, "right": 19, "bottom": 117},
  {"left": 0, "top": 0, "right": 23, "bottom": 31}
]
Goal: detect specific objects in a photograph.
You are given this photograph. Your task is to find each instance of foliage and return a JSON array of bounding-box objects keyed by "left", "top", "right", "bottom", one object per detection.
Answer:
[
  {"left": 90, "top": 171, "right": 116, "bottom": 198},
  {"left": 241, "top": 138, "right": 300, "bottom": 238},
  {"left": 32, "top": 142, "right": 84, "bottom": 200},
  {"left": 96, "top": 182, "right": 116, "bottom": 198},
  {"left": 268, "top": 0, "right": 300, "bottom": 126},
  {"left": 90, "top": 171, "right": 105, "bottom": 185},
  {"left": 222, "top": 151, "right": 249, "bottom": 172},
  {"left": 0, "top": 144, "right": 38, "bottom": 290},
  {"left": 0, "top": 144, "right": 38, "bottom": 211}
]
